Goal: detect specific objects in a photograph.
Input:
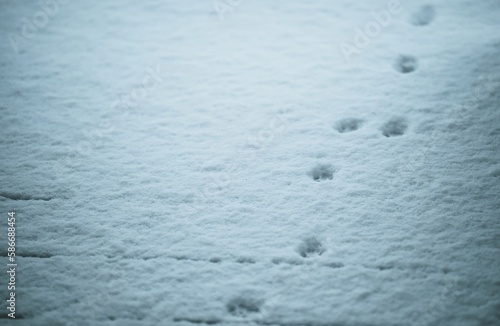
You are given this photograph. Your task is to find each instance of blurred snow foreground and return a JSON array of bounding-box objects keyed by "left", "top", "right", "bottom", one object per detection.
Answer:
[{"left": 0, "top": 0, "right": 499, "bottom": 325}]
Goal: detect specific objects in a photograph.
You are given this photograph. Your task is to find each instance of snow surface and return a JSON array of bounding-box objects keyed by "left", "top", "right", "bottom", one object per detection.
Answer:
[{"left": 0, "top": 0, "right": 499, "bottom": 325}]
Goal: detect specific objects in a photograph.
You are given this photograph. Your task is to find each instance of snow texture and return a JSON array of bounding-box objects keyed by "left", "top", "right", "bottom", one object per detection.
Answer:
[{"left": 0, "top": 0, "right": 499, "bottom": 325}]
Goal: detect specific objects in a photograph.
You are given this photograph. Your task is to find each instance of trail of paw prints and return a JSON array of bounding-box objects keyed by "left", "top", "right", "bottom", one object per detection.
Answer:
[
  {"left": 411, "top": 5, "right": 436, "bottom": 26},
  {"left": 313, "top": 116, "right": 410, "bottom": 184},
  {"left": 393, "top": 5, "right": 436, "bottom": 75},
  {"left": 172, "top": 237, "right": 347, "bottom": 324},
  {"left": 255, "top": 237, "right": 339, "bottom": 322},
  {"left": 334, "top": 116, "right": 410, "bottom": 137},
  {"left": 163, "top": 240, "right": 337, "bottom": 269}
]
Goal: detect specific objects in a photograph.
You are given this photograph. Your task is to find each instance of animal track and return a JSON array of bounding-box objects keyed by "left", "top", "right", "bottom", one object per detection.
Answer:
[
  {"left": 324, "top": 262, "right": 344, "bottom": 269},
  {"left": 209, "top": 257, "right": 221, "bottom": 263},
  {"left": 411, "top": 5, "right": 436, "bottom": 26},
  {"left": 0, "top": 251, "right": 52, "bottom": 258},
  {"left": 394, "top": 55, "right": 418, "bottom": 73},
  {"left": 491, "top": 169, "right": 500, "bottom": 177},
  {"left": 173, "top": 317, "right": 220, "bottom": 325},
  {"left": 236, "top": 257, "right": 256, "bottom": 264},
  {"left": 376, "top": 265, "right": 394, "bottom": 271},
  {"left": 308, "top": 164, "right": 335, "bottom": 182},
  {"left": 334, "top": 118, "right": 363, "bottom": 133},
  {"left": 297, "top": 237, "right": 325, "bottom": 258},
  {"left": 272, "top": 257, "right": 303, "bottom": 265},
  {"left": 381, "top": 117, "right": 408, "bottom": 137},
  {"left": 226, "top": 295, "right": 264, "bottom": 317},
  {"left": 0, "top": 192, "right": 53, "bottom": 201}
]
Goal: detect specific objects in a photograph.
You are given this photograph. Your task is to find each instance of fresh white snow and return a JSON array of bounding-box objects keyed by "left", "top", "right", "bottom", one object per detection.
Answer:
[{"left": 0, "top": 0, "right": 499, "bottom": 325}]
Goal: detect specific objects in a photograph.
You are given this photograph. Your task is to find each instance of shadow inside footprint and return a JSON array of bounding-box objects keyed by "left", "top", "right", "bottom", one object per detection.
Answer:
[
  {"left": 308, "top": 164, "right": 335, "bottom": 181},
  {"left": 236, "top": 257, "right": 256, "bottom": 264},
  {"left": 411, "top": 5, "right": 436, "bottom": 26},
  {"left": 0, "top": 192, "right": 53, "bottom": 201},
  {"left": 394, "top": 55, "right": 418, "bottom": 73},
  {"left": 226, "top": 295, "right": 264, "bottom": 317},
  {"left": 334, "top": 118, "right": 363, "bottom": 133},
  {"left": 298, "top": 237, "right": 325, "bottom": 258},
  {"left": 381, "top": 117, "right": 408, "bottom": 137}
]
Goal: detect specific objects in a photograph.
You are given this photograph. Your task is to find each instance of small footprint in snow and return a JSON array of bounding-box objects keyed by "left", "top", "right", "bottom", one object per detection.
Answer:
[
  {"left": 381, "top": 117, "right": 408, "bottom": 137},
  {"left": 297, "top": 237, "right": 325, "bottom": 258},
  {"left": 236, "top": 257, "right": 256, "bottom": 264},
  {"left": 411, "top": 5, "right": 436, "bottom": 26},
  {"left": 394, "top": 55, "right": 418, "bottom": 73},
  {"left": 226, "top": 295, "right": 264, "bottom": 317},
  {"left": 308, "top": 164, "right": 335, "bottom": 181},
  {"left": 334, "top": 118, "right": 364, "bottom": 133}
]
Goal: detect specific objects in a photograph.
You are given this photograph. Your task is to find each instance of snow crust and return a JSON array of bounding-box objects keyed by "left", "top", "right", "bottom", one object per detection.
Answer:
[{"left": 0, "top": 0, "right": 499, "bottom": 325}]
